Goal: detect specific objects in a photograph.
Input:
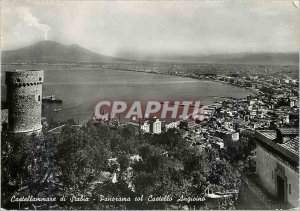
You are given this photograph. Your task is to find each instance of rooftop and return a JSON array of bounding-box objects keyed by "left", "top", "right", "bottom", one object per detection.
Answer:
[
  {"left": 259, "top": 130, "right": 276, "bottom": 140},
  {"left": 255, "top": 130, "right": 299, "bottom": 168},
  {"left": 280, "top": 136, "right": 299, "bottom": 156},
  {"left": 7, "top": 69, "right": 43, "bottom": 72},
  {"left": 277, "top": 128, "right": 299, "bottom": 136}
]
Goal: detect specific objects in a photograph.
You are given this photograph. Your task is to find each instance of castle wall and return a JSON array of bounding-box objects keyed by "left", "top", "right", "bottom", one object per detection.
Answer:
[{"left": 6, "top": 70, "right": 44, "bottom": 133}]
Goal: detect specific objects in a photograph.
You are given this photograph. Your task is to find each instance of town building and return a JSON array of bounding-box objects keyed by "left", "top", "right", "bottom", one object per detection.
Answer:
[
  {"left": 164, "top": 121, "right": 180, "bottom": 130},
  {"left": 138, "top": 118, "right": 162, "bottom": 134},
  {"left": 141, "top": 122, "right": 150, "bottom": 133},
  {"left": 150, "top": 118, "right": 162, "bottom": 134},
  {"left": 238, "top": 128, "right": 299, "bottom": 209}
]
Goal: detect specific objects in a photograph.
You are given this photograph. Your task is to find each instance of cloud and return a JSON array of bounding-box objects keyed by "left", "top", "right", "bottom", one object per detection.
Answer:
[
  {"left": 20, "top": 7, "right": 51, "bottom": 40},
  {"left": 1, "top": 3, "right": 51, "bottom": 49},
  {"left": 1, "top": 0, "right": 299, "bottom": 56}
]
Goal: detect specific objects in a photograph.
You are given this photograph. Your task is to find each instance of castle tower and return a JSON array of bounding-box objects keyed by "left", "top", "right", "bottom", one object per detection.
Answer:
[{"left": 5, "top": 70, "right": 44, "bottom": 133}]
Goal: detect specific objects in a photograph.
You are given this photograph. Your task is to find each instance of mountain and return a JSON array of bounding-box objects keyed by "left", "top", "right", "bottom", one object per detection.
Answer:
[
  {"left": 2, "top": 40, "right": 298, "bottom": 65},
  {"left": 1, "top": 40, "right": 129, "bottom": 63},
  {"left": 119, "top": 52, "right": 299, "bottom": 65},
  {"left": 216, "top": 52, "right": 299, "bottom": 65}
]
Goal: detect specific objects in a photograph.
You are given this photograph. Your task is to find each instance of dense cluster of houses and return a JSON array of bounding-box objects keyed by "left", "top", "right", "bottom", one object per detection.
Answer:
[{"left": 123, "top": 73, "right": 299, "bottom": 209}]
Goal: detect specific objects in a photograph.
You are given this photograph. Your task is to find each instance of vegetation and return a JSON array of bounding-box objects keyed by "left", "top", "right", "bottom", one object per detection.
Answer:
[{"left": 1, "top": 120, "right": 249, "bottom": 210}]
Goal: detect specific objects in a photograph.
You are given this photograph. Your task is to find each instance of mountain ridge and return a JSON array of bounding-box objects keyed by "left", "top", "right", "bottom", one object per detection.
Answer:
[
  {"left": 1, "top": 40, "right": 129, "bottom": 63},
  {"left": 1, "top": 40, "right": 299, "bottom": 65}
]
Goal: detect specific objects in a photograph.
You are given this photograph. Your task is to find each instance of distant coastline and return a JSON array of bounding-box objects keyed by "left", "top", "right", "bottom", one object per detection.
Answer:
[{"left": 102, "top": 67, "right": 257, "bottom": 96}]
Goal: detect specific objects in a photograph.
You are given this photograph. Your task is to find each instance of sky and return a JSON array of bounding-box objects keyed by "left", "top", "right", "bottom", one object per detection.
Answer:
[{"left": 1, "top": 0, "right": 299, "bottom": 59}]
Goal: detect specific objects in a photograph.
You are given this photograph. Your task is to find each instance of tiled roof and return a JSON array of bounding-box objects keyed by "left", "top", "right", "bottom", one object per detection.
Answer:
[
  {"left": 280, "top": 137, "right": 299, "bottom": 155},
  {"left": 259, "top": 130, "right": 276, "bottom": 140},
  {"left": 256, "top": 130, "right": 299, "bottom": 165},
  {"left": 277, "top": 128, "right": 299, "bottom": 136}
]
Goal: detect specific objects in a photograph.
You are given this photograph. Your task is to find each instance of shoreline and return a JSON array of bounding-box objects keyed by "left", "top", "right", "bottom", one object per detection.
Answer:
[
  {"left": 0, "top": 63, "right": 285, "bottom": 97},
  {"left": 105, "top": 67, "right": 255, "bottom": 96}
]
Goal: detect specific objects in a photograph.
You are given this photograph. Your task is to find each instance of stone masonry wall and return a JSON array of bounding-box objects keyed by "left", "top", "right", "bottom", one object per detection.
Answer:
[{"left": 6, "top": 70, "right": 44, "bottom": 133}]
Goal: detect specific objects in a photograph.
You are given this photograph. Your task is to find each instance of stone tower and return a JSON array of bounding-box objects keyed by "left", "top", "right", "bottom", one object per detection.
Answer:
[{"left": 6, "top": 70, "right": 44, "bottom": 133}]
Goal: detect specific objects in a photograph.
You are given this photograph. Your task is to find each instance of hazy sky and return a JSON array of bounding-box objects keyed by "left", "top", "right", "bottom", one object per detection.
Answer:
[{"left": 1, "top": 0, "right": 299, "bottom": 59}]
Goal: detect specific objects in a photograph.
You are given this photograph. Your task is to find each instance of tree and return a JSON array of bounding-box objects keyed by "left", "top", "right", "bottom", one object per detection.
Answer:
[{"left": 55, "top": 125, "right": 110, "bottom": 192}]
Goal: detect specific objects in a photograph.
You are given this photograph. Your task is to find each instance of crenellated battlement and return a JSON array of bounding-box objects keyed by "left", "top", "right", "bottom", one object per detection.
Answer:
[
  {"left": 8, "top": 82, "right": 43, "bottom": 87},
  {"left": 5, "top": 70, "right": 44, "bottom": 85}
]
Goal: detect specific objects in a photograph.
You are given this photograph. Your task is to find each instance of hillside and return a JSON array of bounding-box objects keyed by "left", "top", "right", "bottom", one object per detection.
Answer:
[
  {"left": 125, "top": 52, "right": 299, "bottom": 65},
  {"left": 2, "top": 40, "right": 298, "bottom": 65},
  {"left": 218, "top": 53, "right": 299, "bottom": 65},
  {"left": 1, "top": 41, "right": 129, "bottom": 63}
]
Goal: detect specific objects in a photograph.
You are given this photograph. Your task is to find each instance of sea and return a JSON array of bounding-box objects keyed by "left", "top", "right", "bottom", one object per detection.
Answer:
[{"left": 1, "top": 65, "right": 251, "bottom": 124}]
